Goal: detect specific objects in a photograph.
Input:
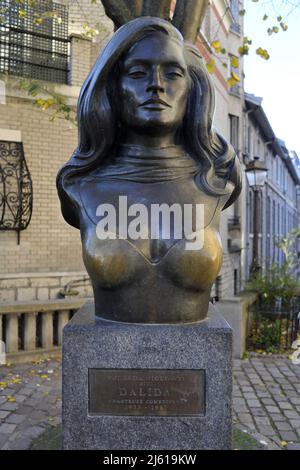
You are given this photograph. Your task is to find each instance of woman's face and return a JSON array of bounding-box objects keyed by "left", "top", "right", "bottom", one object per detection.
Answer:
[{"left": 118, "top": 32, "right": 189, "bottom": 134}]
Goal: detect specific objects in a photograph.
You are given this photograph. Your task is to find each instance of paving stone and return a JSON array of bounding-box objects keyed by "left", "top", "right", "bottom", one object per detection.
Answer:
[
  {"left": 258, "top": 426, "right": 277, "bottom": 437},
  {"left": 0, "top": 410, "right": 10, "bottom": 419},
  {"left": 283, "top": 410, "right": 300, "bottom": 419},
  {"left": 254, "top": 417, "right": 272, "bottom": 426},
  {"left": 270, "top": 413, "right": 287, "bottom": 422},
  {"left": 247, "top": 399, "right": 261, "bottom": 408},
  {"left": 233, "top": 398, "right": 247, "bottom": 405},
  {"left": 238, "top": 413, "right": 254, "bottom": 423},
  {"left": 261, "top": 398, "right": 276, "bottom": 406},
  {"left": 278, "top": 402, "right": 293, "bottom": 410},
  {"left": 266, "top": 406, "right": 281, "bottom": 413},
  {"left": 290, "top": 419, "right": 300, "bottom": 429},
  {"left": 274, "top": 421, "right": 292, "bottom": 431},
  {"left": 0, "top": 433, "right": 9, "bottom": 448},
  {"left": 243, "top": 393, "right": 257, "bottom": 400},
  {"left": 5, "top": 414, "right": 26, "bottom": 424},
  {"left": 251, "top": 408, "right": 268, "bottom": 417},
  {"left": 0, "top": 403, "right": 18, "bottom": 411},
  {"left": 0, "top": 423, "right": 16, "bottom": 434},
  {"left": 256, "top": 391, "right": 271, "bottom": 398},
  {"left": 279, "top": 431, "right": 298, "bottom": 442},
  {"left": 234, "top": 404, "right": 250, "bottom": 413},
  {"left": 290, "top": 398, "right": 300, "bottom": 405}
]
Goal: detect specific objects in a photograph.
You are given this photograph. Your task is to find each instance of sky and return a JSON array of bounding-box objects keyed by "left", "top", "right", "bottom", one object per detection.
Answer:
[{"left": 244, "top": 0, "right": 300, "bottom": 155}]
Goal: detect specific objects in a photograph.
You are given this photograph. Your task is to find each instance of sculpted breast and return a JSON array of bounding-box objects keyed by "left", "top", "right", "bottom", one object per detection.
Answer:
[
  {"left": 82, "top": 225, "right": 223, "bottom": 292},
  {"left": 161, "top": 227, "right": 223, "bottom": 290}
]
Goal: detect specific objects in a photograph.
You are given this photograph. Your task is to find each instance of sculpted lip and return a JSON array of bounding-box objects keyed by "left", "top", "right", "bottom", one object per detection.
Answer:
[{"left": 139, "top": 98, "right": 171, "bottom": 108}]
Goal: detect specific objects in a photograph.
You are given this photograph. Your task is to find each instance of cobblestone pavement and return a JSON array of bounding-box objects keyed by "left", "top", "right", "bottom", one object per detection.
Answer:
[
  {"left": 233, "top": 356, "right": 300, "bottom": 450},
  {"left": 0, "top": 355, "right": 300, "bottom": 450},
  {"left": 0, "top": 358, "right": 61, "bottom": 450}
]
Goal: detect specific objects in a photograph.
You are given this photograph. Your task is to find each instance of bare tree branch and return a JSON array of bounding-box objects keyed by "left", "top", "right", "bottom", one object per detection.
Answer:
[
  {"left": 123, "top": 0, "right": 143, "bottom": 17},
  {"left": 172, "top": 0, "right": 185, "bottom": 31},
  {"left": 142, "top": 0, "right": 168, "bottom": 18},
  {"left": 101, "top": 0, "right": 134, "bottom": 28},
  {"left": 172, "top": 0, "right": 208, "bottom": 42}
]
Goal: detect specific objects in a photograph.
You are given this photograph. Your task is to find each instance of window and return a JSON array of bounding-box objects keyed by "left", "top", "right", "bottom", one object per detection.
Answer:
[
  {"left": 247, "top": 126, "right": 252, "bottom": 157},
  {"left": 229, "top": 115, "right": 239, "bottom": 152},
  {"left": 229, "top": 0, "right": 240, "bottom": 34},
  {"left": 229, "top": 54, "right": 240, "bottom": 96},
  {"left": 0, "top": 0, "right": 69, "bottom": 83},
  {"left": 0, "top": 140, "right": 33, "bottom": 243}
]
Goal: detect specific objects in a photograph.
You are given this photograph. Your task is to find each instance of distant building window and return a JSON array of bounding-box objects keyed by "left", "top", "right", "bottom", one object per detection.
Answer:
[
  {"left": 229, "top": 54, "right": 240, "bottom": 96},
  {"left": 247, "top": 126, "right": 252, "bottom": 157},
  {"left": 229, "top": 114, "right": 239, "bottom": 152},
  {"left": 0, "top": 140, "right": 33, "bottom": 243},
  {"left": 229, "top": 0, "right": 241, "bottom": 34},
  {"left": 0, "top": 0, "right": 69, "bottom": 84}
]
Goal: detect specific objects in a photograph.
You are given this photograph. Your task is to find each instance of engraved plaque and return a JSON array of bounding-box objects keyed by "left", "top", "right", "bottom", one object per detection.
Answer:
[{"left": 89, "top": 369, "right": 205, "bottom": 416}]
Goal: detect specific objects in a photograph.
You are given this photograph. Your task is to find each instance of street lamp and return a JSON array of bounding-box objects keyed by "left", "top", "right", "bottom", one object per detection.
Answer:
[{"left": 245, "top": 156, "right": 268, "bottom": 274}]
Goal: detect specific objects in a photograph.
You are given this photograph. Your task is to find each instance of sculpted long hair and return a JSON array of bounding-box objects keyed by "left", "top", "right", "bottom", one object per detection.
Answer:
[{"left": 57, "top": 17, "right": 241, "bottom": 228}]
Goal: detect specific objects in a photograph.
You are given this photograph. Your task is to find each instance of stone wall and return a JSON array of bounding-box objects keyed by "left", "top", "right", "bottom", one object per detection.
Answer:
[{"left": 0, "top": 272, "right": 92, "bottom": 303}]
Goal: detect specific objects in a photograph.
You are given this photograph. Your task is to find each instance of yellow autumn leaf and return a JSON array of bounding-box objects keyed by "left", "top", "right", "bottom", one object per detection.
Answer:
[
  {"left": 230, "top": 56, "right": 239, "bottom": 69},
  {"left": 11, "top": 378, "right": 22, "bottom": 384},
  {"left": 19, "top": 10, "right": 26, "bottom": 18},
  {"left": 206, "top": 58, "right": 215, "bottom": 74},
  {"left": 280, "top": 441, "right": 288, "bottom": 447},
  {"left": 40, "top": 374, "right": 49, "bottom": 379},
  {"left": 6, "top": 395, "right": 16, "bottom": 403},
  {"left": 0, "top": 381, "right": 8, "bottom": 389},
  {"left": 211, "top": 40, "right": 222, "bottom": 54},
  {"left": 231, "top": 71, "right": 240, "bottom": 82},
  {"left": 227, "top": 77, "right": 237, "bottom": 87},
  {"left": 33, "top": 18, "right": 43, "bottom": 25}
]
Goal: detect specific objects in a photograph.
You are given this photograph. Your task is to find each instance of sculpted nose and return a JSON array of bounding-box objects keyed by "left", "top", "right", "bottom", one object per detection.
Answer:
[{"left": 147, "top": 68, "right": 164, "bottom": 93}]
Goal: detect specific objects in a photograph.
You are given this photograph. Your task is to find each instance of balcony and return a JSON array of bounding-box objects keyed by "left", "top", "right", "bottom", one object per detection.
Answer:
[{"left": 228, "top": 216, "right": 241, "bottom": 231}]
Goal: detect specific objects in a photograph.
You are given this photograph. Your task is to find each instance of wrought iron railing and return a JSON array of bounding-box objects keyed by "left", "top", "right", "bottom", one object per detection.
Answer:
[
  {"left": 0, "top": 0, "right": 69, "bottom": 84},
  {"left": 246, "top": 297, "right": 300, "bottom": 352},
  {"left": 0, "top": 140, "right": 33, "bottom": 242}
]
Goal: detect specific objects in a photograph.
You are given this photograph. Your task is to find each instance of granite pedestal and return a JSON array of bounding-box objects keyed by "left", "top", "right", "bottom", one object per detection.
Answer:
[{"left": 62, "top": 301, "right": 232, "bottom": 450}]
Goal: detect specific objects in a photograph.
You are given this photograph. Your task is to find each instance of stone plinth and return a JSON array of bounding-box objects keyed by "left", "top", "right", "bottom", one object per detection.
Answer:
[{"left": 62, "top": 301, "right": 232, "bottom": 450}]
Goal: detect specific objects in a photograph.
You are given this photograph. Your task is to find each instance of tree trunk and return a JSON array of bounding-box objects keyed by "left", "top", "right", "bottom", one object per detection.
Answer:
[
  {"left": 101, "top": 0, "right": 209, "bottom": 42},
  {"left": 101, "top": 0, "right": 134, "bottom": 28},
  {"left": 172, "top": 0, "right": 208, "bottom": 42},
  {"left": 124, "top": 0, "right": 143, "bottom": 17},
  {"left": 142, "top": 0, "right": 170, "bottom": 18}
]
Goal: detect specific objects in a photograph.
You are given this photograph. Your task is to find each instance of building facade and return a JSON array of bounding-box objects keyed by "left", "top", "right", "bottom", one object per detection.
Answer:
[
  {"left": 0, "top": 0, "right": 113, "bottom": 302},
  {"left": 0, "top": 0, "right": 247, "bottom": 303},
  {"left": 243, "top": 93, "right": 300, "bottom": 280},
  {"left": 199, "top": 0, "right": 245, "bottom": 298}
]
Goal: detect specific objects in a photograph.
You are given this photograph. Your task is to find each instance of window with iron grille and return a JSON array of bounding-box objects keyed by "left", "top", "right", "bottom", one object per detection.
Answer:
[
  {"left": 0, "top": 140, "right": 33, "bottom": 243},
  {"left": 0, "top": 0, "right": 69, "bottom": 84},
  {"left": 229, "top": 0, "right": 241, "bottom": 34}
]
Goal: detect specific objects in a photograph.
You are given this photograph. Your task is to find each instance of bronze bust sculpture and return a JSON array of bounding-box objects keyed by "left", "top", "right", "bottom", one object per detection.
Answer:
[{"left": 57, "top": 17, "right": 241, "bottom": 324}]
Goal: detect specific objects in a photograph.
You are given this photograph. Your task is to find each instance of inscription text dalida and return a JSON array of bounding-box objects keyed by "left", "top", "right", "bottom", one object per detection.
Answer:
[{"left": 118, "top": 386, "right": 170, "bottom": 398}]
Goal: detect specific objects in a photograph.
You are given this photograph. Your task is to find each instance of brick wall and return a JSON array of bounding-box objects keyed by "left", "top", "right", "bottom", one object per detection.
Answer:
[{"left": 0, "top": 1, "right": 113, "bottom": 300}]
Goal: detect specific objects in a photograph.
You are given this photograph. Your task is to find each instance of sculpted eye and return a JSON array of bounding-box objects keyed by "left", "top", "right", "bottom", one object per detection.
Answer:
[
  {"left": 165, "top": 69, "right": 184, "bottom": 79},
  {"left": 127, "top": 69, "right": 147, "bottom": 78}
]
